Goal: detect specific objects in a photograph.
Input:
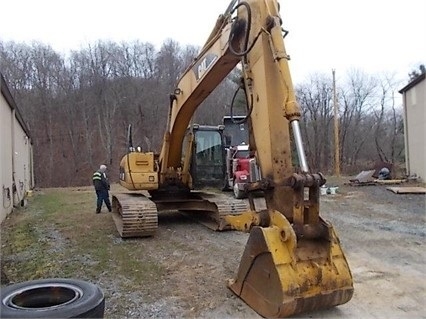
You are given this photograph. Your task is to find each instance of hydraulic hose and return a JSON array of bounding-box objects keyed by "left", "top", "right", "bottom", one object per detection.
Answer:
[
  {"left": 230, "top": 84, "right": 253, "bottom": 124},
  {"left": 228, "top": 2, "right": 252, "bottom": 57}
]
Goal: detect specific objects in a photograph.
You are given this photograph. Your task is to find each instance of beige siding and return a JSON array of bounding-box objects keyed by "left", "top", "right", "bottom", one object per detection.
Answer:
[
  {"left": 1, "top": 94, "right": 14, "bottom": 221},
  {"left": 12, "top": 117, "right": 33, "bottom": 205},
  {"left": 403, "top": 78, "right": 426, "bottom": 181},
  {"left": 1, "top": 75, "right": 34, "bottom": 223}
]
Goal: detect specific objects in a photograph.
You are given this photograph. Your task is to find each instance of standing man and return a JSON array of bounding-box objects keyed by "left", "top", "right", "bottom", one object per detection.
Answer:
[{"left": 92, "top": 164, "right": 112, "bottom": 214}]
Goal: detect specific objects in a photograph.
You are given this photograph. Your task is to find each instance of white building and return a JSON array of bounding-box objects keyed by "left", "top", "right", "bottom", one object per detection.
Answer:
[
  {"left": 1, "top": 73, "right": 34, "bottom": 223},
  {"left": 399, "top": 72, "right": 426, "bottom": 181}
]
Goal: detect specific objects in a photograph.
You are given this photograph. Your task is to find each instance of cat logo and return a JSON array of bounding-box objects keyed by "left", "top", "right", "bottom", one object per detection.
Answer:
[{"left": 193, "top": 53, "right": 218, "bottom": 80}]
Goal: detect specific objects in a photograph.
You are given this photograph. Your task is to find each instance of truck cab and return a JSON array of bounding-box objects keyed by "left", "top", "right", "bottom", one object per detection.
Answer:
[{"left": 222, "top": 116, "right": 261, "bottom": 198}]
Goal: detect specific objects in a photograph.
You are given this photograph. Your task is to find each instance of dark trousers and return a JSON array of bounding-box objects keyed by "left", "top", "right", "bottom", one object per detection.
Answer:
[{"left": 96, "top": 189, "right": 112, "bottom": 212}]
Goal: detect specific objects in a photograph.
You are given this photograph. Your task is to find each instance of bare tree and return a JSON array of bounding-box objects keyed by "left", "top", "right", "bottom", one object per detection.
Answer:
[
  {"left": 339, "top": 69, "right": 377, "bottom": 170},
  {"left": 372, "top": 73, "right": 404, "bottom": 166},
  {"left": 296, "top": 73, "right": 333, "bottom": 172},
  {"left": 1, "top": 38, "right": 408, "bottom": 186}
]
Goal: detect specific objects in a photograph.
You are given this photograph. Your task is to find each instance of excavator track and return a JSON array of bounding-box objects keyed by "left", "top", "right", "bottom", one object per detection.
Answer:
[
  {"left": 181, "top": 193, "right": 250, "bottom": 231},
  {"left": 111, "top": 193, "right": 158, "bottom": 238},
  {"left": 213, "top": 197, "right": 249, "bottom": 229}
]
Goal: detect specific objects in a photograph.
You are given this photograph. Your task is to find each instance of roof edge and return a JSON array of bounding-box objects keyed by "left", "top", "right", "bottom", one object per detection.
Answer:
[
  {"left": 0, "top": 72, "right": 32, "bottom": 138},
  {"left": 398, "top": 73, "right": 426, "bottom": 94}
]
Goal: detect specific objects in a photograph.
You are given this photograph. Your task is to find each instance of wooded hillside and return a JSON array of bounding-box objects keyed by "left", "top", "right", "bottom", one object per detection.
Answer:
[{"left": 1, "top": 40, "right": 407, "bottom": 187}]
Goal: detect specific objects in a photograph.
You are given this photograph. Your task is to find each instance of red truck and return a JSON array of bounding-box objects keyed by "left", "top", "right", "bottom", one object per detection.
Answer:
[{"left": 222, "top": 116, "right": 261, "bottom": 199}]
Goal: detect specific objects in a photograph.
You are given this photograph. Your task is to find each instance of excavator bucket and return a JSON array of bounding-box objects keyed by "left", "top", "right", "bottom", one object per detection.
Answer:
[{"left": 228, "top": 211, "right": 353, "bottom": 318}]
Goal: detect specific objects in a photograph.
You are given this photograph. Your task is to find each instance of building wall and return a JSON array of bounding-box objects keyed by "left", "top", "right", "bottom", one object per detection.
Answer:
[
  {"left": 0, "top": 93, "right": 14, "bottom": 220},
  {"left": 401, "top": 76, "right": 426, "bottom": 181},
  {"left": 1, "top": 74, "right": 34, "bottom": 223},
  {"left": 13, "top": 116, "right": 33, "bottom": 205}
]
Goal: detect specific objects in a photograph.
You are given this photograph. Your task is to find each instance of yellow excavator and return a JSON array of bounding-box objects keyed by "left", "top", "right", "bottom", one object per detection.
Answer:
[{"left": 111, "top": 0, "right": 353, "bottom": 317}]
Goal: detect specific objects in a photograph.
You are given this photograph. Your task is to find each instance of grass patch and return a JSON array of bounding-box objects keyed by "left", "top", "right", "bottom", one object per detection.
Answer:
[{"left": 1, "top": 187, "right": 166, "bottom": 288}]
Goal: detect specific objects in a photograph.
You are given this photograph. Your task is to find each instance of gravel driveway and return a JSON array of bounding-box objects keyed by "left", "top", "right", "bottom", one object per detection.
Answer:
[{"left": 1, "top": 181, "right": 425, "bottom": 318}]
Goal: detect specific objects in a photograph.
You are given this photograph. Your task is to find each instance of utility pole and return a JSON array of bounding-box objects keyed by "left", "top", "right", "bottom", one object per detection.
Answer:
[{"left": 332, "top": 69, "right": 340, "bottom": 177}]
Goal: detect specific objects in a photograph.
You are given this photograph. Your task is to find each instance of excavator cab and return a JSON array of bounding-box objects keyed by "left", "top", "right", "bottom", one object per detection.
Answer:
[{"left": 183, "top": 124, "right": 226, "bottom": 189}]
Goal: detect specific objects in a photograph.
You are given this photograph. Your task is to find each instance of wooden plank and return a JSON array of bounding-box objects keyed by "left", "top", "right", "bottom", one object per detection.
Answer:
[
  {"left": 386, "top": 187, "right": 426, "bottom": 194},
  {"left": 374, "top": 179, "right": 405, "bottom": 185}
]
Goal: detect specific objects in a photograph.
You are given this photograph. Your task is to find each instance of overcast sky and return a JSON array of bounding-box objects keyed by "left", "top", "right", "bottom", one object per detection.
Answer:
[{"left": 0, "top": 0, "right": 425, "bottom": 84}]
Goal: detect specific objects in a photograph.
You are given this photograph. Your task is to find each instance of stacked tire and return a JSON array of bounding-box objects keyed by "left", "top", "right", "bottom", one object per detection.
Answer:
[{"left": 1, "top": 278, "right": 105, "bottom": 318}]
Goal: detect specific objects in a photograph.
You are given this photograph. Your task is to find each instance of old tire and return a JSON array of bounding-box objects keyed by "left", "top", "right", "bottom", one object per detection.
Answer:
[{"left": 0, "top": 278, "right": 105, "bottom": 318}]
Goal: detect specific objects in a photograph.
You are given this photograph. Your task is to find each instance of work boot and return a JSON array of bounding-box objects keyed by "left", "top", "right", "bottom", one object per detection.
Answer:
[
  {"left": 96, "top": 208, "right": 101, "bottom": 214},
  {"left": 108, "top": 207, "right": 112, "bottom": 213}
]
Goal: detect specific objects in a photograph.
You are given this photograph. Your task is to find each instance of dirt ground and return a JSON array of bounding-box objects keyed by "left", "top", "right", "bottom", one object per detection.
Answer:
[{"left": 1, "top": 179, "right": 425, "bottom": 318}]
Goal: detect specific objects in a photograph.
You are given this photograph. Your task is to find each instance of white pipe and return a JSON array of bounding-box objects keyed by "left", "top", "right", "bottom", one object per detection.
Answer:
[{"left": 11, "top": 109, "right": 22, "bottom": 204}]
